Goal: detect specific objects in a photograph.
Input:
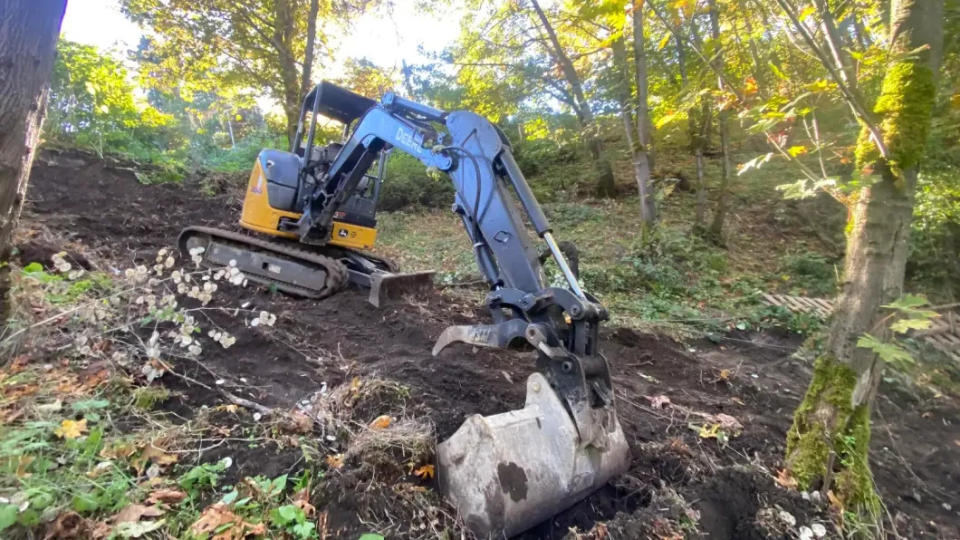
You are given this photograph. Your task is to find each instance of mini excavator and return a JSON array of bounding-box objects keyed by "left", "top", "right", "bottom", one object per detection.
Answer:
[{"left": 179, "top": 82, "right": 629, "bottom": 537}]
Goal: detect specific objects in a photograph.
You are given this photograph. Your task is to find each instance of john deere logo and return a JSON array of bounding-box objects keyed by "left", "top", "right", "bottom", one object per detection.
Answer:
[{"left": 338, "top": 229, "right": 349, "bottom": 237}]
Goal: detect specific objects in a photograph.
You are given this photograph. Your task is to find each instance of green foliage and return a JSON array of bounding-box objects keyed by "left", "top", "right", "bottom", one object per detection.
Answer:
[
  {"left": 855, "top": 294, "right": 940, "bottom": 369},
  {"left": 778, "top": 252, "right": 837, "bottom": 296},
  {"left": 856, "top": 334, "right": 915, "bottom": 367},
  {"left": 178, "top": 458, "right": 230, "bottom": 498},
  {"left": 378, "top": 152, "right": 455, "bottom": 211},
  {"left": 46, "top": 40, "right": 175, "bottom": 159},
  {"left": 269, "top": 504, "right": 316, "bottom": 539},
  {"left": 20, "top": 264, "right": 114, "bottom": 305},
  {"left": 909, "top": 168, "right": 960, "bottom": 300},
  {"left": 132, "top": 386, "right": 171, "bottom": 410},
  {"left": 0, "top": 397, "right": 136, "bottom": 531},
  {"left": 195, "top": 129, "right": 289, "bottom": 174}
]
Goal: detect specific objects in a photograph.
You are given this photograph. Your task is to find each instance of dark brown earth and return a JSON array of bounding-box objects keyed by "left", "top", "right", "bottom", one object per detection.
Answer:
[{"left": 18, "top": 148, "right": 960, "bottom": 538}]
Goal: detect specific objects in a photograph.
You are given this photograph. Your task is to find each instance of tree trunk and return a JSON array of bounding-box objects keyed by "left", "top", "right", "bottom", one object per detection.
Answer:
[
  {"left": 529, "top": 0, "right": 615, "bottom": 197},
  {"left": 300, "top": 0, "right": 320, "bottom": 99},
  {"left": 275, "top": 0, "right": 301, "bottom": 148},
  {"left": 694, "top": 101, "right": 711, "bottom": 228},
  {"left": 784, "top": 0, "right": 943, "bottom": 519},
  {"left": 631, "top": 0, "right": 656, "bottom": 223},
  {"left": 0, "top": 0, "right": 67, "bottom": 322},
  {"left": 612, "top": 32, "right": 654, "bottom": 225},
  {"left": 706, "top": 0, "right": 732, "bottom": 242},
  {"left": 225, "top": 116, "right": 236, "bottom": 149}
]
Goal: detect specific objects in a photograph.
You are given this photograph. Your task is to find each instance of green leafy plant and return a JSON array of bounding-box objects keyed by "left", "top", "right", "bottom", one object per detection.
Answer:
[
  {"left": 856, "top": 294, "right": 940, "bottom": 369},
  {"left": 269, "top": 504, "right": 316, "bottom": 539},
  {"left": 179, "top": 458, "right": 230, "bottom": 498}
]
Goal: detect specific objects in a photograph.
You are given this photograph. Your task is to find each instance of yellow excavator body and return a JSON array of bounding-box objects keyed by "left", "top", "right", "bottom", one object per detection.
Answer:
[{"left": 238, "top": 159, "right": 377, "bottom": 251}]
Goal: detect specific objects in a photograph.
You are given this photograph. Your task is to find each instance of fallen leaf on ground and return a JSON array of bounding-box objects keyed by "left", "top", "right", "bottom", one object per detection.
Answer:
[
  {"left": 16, "top": 455, "right": 34, "bottom": 478},
  {"left": 413, "top": 464, "right": 435, "bottom": 480},
  {"left": 713, "top": 413, "right": 743, "bottom": 433},
  {"left": 86, "top": 461, "right": 113, "bottom": 479},
  {"left": 826, "top": 490, "right": 844, "bottom": 514},
  {"left": 369, "top": 415, "right": 392, "bottom": 429},
  {"left": 292, "top": 487, "right": 315, "bottom": 517},
  {"left": 100, "top": 442, "right": 137, "bottom": 460},
  {"left": 146, "top": 488, "right": 187, "bottom": 505},
  {"left": 55, "top": 418, "right": 88, "bottom": 439},
  {"left": 283, "top": 410, "right": 313, "bottom": 434},
  {"left": 326, "top": 454, "right": 344, "bottom": 469},
  {"left": 114, "top": 519, "right": 165, "bottom": 538},
  {"left": 133, "top": 445, "right": 178, "bottom": 475},
  {"left": 775, "top": 468, "right": 798, "bottom": 489},
  {"left": 81, "top": 366, "right": 111, "bottom": 389},
  {"left": 111, "top": 503, "right": 165, "bottom": 524},
  {"left": 189, "top": 502, "right": 266, "bottom": 539},
  {"left": 43, "top": 511, "right": 109, "bottom": 540},
  {"left": 5, "top": 383, "right": 40, "bottom": 401},
  {"left": 697, "top": 423, "right": 722, "bottom": 439}
]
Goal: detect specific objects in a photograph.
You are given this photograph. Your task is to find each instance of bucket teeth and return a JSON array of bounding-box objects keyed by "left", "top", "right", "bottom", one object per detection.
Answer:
[{"left": 438, "top": 373, "right": 630, "bottom": 537}]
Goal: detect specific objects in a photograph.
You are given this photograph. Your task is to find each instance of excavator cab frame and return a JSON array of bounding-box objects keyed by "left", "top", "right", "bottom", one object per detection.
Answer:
[{"left": 290, "top": 83, "right": 387, "bottom": 246}]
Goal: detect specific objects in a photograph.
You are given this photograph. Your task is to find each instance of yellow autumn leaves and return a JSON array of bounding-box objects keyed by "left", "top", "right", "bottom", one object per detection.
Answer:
[{"left": 55, "top": 418, "right": 88, "bottom": 439}]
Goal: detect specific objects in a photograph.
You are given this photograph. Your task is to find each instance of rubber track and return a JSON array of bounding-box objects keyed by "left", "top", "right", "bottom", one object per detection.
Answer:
[{"left": 179, "top": 226, "right": 349, "bottom": 299}]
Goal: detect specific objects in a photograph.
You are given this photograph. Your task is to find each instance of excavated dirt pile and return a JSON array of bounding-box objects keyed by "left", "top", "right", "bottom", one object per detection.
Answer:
[{"left": 16, "top": 148, "right": 960, "bottom": 538}]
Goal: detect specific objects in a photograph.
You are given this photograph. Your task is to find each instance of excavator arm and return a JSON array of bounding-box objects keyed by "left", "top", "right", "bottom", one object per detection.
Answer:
[{"left": 296, "top": 91, "right": 629, "bottom": 536}]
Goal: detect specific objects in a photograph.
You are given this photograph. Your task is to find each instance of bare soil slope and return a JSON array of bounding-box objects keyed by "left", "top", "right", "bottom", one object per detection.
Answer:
[{"left": 18, "top": 149, "right": 960, "bottom": 538}]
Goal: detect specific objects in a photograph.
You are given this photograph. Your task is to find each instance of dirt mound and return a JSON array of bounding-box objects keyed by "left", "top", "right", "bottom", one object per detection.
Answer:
[
  {"left": 19, "top": 149, "right": 960, "bottom": 538},
  {"left": 24, "top": 148, "right": 241, "bottom": 263}
]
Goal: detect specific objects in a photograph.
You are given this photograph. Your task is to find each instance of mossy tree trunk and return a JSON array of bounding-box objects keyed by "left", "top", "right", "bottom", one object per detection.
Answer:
[
  {"left": 784, "top": 0, "right": 944, "bottom": 520},
  {"left": 0, "top": 0, "right": 67, "bottom": 323}
]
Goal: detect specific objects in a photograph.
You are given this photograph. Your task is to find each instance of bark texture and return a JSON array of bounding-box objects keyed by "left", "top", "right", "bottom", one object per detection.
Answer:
[
  {"left": 706, "top": 0, "right": 732, "bottom": 242},
  {"left": 0, "top": 0, "right": 68, "bottom": 322},
  {"left": 631, "top": 0, "right": 656, "bottom": 224},
  {"left": 785, "top": 0, "right": 944, "bottom": 519}
]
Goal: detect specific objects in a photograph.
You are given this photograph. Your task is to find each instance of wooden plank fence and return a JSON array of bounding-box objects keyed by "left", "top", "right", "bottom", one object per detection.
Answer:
[{"left": 761, "top": 293, "right": 960, "bottom": 363}]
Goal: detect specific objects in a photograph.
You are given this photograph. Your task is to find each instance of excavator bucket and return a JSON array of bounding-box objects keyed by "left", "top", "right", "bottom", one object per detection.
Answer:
[
  {"left": 366, "top": 270, "right": 436, "bottom": 307},
  {"left": 438, "top": 373, "right": 630, "bottom": 537}
]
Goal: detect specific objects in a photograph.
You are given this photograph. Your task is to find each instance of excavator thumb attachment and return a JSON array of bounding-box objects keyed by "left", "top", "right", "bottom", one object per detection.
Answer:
[
  {"left": 365, "top": 270, "right": 435, "bottom": 307},
  {"left": 438, "top": 372, "right": 630, "bottom": 537}
]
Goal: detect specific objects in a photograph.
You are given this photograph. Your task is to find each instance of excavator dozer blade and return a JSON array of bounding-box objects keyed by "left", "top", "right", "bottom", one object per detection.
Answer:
[
  {"left": 438, "top": 373, "right": 630, "bottom": 538},
  {"left": 366, "top": 270, "right": 435, "bottom": 307}
]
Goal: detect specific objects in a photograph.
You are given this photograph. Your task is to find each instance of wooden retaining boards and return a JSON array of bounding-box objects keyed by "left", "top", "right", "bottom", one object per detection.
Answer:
[{"left": 761, "top": 293, "right": 960, "bottom": 362}]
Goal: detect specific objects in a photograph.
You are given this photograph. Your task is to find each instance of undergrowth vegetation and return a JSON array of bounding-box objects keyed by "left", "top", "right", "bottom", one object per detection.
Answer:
[{"left": 0, "top": 247, "right": 440, "bottom": 538}]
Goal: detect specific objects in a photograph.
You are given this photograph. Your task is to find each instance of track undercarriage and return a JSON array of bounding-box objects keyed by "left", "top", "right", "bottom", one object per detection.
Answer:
[{"left": 178, "top": 226, "right": 434, "bottom": 305}]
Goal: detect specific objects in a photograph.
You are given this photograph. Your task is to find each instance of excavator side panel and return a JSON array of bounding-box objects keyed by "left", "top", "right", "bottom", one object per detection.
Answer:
[
  {"left": 328, "top": 221, "right": 377, "bottom": 250},
  {"left": 239, "top": 157, "right": 300, "bottom": 239}
]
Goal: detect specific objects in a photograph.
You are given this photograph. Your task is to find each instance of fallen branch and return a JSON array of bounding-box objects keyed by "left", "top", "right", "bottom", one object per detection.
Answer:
[{"left": 221, "top": 390, "right": 273, "bottom": 416}]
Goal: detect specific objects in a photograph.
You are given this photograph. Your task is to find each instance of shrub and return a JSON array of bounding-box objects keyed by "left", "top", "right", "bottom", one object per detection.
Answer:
[{"left": 780, "top": 252, "right": 837, "bottom": 296}]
